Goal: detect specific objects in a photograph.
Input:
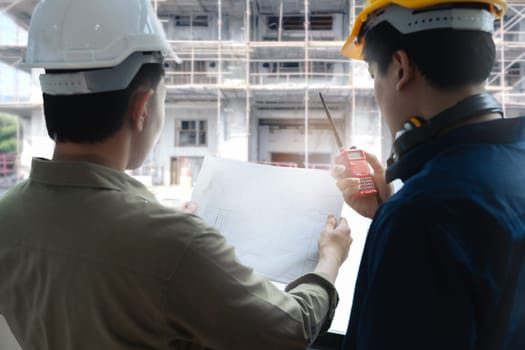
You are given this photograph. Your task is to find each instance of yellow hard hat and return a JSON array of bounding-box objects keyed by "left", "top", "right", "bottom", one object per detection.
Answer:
[{"left": 342, "top": 0, "right": 508, "bottom": 60}]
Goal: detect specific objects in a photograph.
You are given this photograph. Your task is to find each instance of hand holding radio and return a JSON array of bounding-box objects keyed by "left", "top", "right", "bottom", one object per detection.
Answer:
[
  {"left": 319, "top": 92, "right": 378, "bottom": 197},
  {"left": 331, "top": 150, "right": 393, "bottom": 219},
  {"left": 319, "top": 92, "right": 392, "bottom": 218},
  {"left": 336, "top": 148, "right": 377, "bottom": 196}
]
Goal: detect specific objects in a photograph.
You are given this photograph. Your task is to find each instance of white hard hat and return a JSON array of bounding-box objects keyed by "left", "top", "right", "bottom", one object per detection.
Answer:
[{"left": 22, "top": 0, "right": 181, "bottom": 95}]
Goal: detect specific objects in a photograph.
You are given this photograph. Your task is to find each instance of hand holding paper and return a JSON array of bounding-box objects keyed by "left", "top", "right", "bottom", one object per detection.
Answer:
[
  {"left": 315, "top": 215, "right": 352, "bottom": 283},
  {"left": 191, "top": 156, "right": 346, "bottom": 283}
]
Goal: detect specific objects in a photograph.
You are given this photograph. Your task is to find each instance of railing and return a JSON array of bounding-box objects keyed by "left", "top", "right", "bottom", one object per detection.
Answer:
[
  {"left": 164, "top": 71, "right": 355, "bottom": 87},
  {"left": 165, "top": 72, "right": 218, "bottom": 85},
  {"left": 249, "top": 72, "right": 349, "bottom": 86}
]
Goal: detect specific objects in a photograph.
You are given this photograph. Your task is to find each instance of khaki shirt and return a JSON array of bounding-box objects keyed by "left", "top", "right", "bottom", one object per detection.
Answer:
[{"left": 0, "top": 158, "right": 338, "bottom": 350}]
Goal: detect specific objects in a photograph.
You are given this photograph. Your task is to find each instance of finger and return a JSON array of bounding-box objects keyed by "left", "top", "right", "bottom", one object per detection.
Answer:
[
  {"left": 336, "top": 217, "right": 349, "bottom": 230},
  {"left": 330, "top": 164, "right": 347, "bottom": 179},
  {"left": 364, "top": 151, "right": 384, "bottom": 173},
  {"left": 335, "top": 218, "right": 353, "bottom": 246},
  {"left": 181, "top": 201, "right": 198, "bottom": 214},
  {"left": 325, "top": 215, "right": 337, "bottom": 229},
  {"left": 336, "top": 177, "right": 360, "bottom": 194}
]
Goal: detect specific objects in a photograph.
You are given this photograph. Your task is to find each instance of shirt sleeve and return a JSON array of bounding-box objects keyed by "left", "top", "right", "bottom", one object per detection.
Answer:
[
  {"left": 347, "top": 198, "right": 508, "bottom": 350},
  {"left": 163, "top": 216, "right": 338, "bottom": 350}
]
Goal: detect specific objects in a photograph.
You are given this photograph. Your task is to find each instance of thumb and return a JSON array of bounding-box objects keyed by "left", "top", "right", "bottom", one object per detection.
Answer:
[
  {"left": 325, "top": 215, "right": 337, "bottom": 229},
  {"left": 330, "top": 164, "right": 347, "bottom": 180},
  {"left": 181, "top": 201, "right": 198, "bottom": 214},
  {"left": 364, "top": 151, "right": 384, "bottom": 173}
]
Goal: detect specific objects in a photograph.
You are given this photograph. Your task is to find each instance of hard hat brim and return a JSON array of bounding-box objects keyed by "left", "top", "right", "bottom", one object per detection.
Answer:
[{"left": 341, "top": 0, "right": 507, "bottom": 60}]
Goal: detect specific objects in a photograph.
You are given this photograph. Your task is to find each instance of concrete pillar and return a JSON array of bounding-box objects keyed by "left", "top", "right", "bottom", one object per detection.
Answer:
[{"left": 217, "top": 98, "right": 249, "bottom": 161}]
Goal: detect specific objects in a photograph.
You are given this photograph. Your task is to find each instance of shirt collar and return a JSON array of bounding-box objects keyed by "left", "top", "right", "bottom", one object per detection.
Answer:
[
  {"left": 386, "top": 116, "right": 525, "bottom": 183},
  {"left": 29, "top": 158, "right": 157, "bottom": 202}
]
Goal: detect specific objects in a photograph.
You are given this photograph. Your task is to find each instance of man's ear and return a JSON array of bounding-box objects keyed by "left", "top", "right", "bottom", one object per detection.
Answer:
[
  {"left": 392, "top": 50, "right": 414, "bottom": 91},
  {"left": 129, "top": 88, "right": 154, "bottom": 132}
]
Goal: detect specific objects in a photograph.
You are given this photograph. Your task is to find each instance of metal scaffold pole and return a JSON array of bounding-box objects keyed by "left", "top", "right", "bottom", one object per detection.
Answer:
[
  {"left": 278, "top": 1, "right": 283, "bottom": 42},
  {"left": 217, "top": 0, "right": 223, "bottom": 155},
  {"left": 246, "top": 0, "right": 251, "bottom": 160},
  {"left": 304, "top": 0, "right": 310, "bottom": 168}
]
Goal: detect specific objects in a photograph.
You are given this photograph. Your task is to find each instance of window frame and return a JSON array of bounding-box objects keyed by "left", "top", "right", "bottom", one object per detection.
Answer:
[{"left": 176, "top": 119, "right": 208, "bottom": 147}]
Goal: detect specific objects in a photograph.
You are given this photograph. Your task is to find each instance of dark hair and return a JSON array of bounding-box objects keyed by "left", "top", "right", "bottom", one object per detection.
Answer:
[
  {"left": 363, "top": 19, "right": 495, "bottom": 89},
  {"left": 43, "top": 63, "right": 164, "bottom": 143}
]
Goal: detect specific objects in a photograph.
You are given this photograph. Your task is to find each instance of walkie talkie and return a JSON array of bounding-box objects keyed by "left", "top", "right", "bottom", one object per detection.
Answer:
[{"left": 319, "top": 92, "right": 378, "bottom": 197}]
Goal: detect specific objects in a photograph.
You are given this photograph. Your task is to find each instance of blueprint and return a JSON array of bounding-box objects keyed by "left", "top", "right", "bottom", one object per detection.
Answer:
[{"left": 191, "top": 156, "right": 344, "bottom": 283}]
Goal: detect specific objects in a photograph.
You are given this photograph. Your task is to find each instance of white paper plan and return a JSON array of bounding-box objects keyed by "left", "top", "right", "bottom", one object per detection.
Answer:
[{"left": 191, "top": 156, "right": 344, "bottom": 284}]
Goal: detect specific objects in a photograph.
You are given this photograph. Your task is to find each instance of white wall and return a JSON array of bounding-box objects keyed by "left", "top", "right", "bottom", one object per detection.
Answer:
[
  {"left": 218, "top": 99, "right": 250, "bottom": 161},
  {"left": 155, "top": 102, "right": 218, "bottom": 184},
  {"left": 255, "top": 109, "right": 341, "bottom": 163},
  {"left": 257, "top": 125, "right": 334, "bottom": 163},
  {"left": 159, "top": 102, "right": 218, "bottom": 157}
]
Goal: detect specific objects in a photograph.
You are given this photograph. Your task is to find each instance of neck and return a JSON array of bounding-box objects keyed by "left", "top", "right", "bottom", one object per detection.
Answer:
[
  {"left": 418, "top": 85, "right": 486, "bottom": 121},
  {"left": 52, "top": 132, "right": 130, "bottom": 171},
  {"left": 391, "top": 84, "right": 497, "bottom": 138}
]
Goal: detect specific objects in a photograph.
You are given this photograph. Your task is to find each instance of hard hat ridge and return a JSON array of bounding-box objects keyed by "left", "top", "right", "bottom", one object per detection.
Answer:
[
  {"left": 21, "top": 0, "right": 181, "bottom": 94},
  {"left": 359, "top": 4, "right": 495, "bottom": 41}
]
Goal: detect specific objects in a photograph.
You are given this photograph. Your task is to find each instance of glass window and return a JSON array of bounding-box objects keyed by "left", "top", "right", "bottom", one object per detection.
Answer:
[
  {"left": 174, "top": 15, "right": 208, "bottom": 27},
  {"left": 192, "top": 15, "right": 209, "bottom": 27},
  {"left": 177, "top": 120, "right": 207, "bottom": 147},
  {"left": 174, "top": 15, "right": 191, "bottom": 27},
  {"left": 266, "top": 15, "right": 333, "bottom": 31}
]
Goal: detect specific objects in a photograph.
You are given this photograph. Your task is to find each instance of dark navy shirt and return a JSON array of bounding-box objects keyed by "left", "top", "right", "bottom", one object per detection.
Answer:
[{"left": 343, "top": 116, "right": 525, "bottom": 350}]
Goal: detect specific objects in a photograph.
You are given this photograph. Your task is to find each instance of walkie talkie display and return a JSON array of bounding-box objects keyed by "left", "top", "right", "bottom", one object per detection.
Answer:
[{"left": 319, "top": 92, "right": 378, "bottom": 197}]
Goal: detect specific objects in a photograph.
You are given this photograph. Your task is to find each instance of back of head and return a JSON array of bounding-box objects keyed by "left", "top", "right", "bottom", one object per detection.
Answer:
[
  {"left": 22, "top": 0, "right": 178, "bottom": 143},
  {"left": 341, "top": 0, "right": 508, "bottom": 90},
  {"left": 42, "top": 64, "right": 165, "bottom": 143}
]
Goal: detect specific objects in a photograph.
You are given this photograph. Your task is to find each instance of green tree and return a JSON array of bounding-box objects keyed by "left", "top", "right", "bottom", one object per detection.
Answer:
[{"left": 0, "top": 113, "right": 17, "bottom": 154}]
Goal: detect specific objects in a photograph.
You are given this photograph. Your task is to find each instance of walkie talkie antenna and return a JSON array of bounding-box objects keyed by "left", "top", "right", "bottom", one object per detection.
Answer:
[{"left": 319, "top": 92, "right": 344, "bottom": 150}]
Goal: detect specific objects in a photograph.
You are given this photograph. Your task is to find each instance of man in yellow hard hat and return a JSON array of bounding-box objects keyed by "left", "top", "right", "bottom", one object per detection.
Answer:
[
  {"left": 0, "top": 0, "right": 352, "bottom": 349},
  {"left": 333, "top": 0, "right": 525, "bottom": 348}
]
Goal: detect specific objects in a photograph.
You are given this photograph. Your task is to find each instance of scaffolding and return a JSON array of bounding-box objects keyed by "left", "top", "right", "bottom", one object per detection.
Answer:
[
  {"left": 0, "top": 0, "right": 525, "bottom": 169},
  {"left": 153, "top": 0, "right": 525, "bottom": 164},
  {"left": 155, "top": 0, "right": 378, "bottom": 167}
]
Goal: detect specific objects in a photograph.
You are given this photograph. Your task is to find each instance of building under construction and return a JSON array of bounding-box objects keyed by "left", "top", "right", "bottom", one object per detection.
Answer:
[{"left": 1, "top": 0, "right": 525, "bottom": 186}]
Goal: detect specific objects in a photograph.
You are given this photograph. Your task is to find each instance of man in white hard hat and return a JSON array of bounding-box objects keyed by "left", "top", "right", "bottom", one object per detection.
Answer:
[
  {"left": 0, "top": 1, "right": 352, "bottom": 349},
  {"left": 332, "top": 0, "right": 525, "bottom": 349}
]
